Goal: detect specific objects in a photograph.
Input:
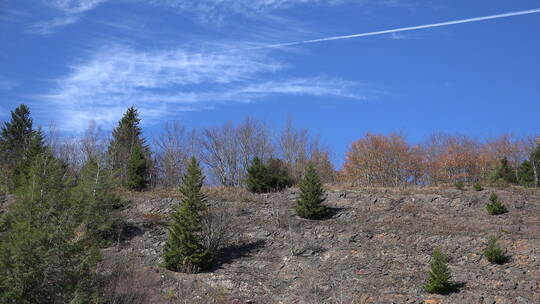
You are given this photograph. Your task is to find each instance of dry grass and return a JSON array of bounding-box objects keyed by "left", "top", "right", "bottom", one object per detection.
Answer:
[
  {"left": 140, "top": 212, "right": 170, "bottom": 226},
  {"left": 100, "top": 256, "right": 162, "bottom": 304},
  {"left": 206, "top": 186, "right": 262, "bottom": 203}
]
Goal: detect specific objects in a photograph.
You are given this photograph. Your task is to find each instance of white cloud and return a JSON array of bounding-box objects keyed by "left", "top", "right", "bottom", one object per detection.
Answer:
[
  {"left": 38, "top": 45, "right": 362, "bottom": 130},
  {"left": 145, "top": 0, "right": 351, "bottom": 23},
  {"left": 29, "top": 0, "right": 107, "bottom": 34}
]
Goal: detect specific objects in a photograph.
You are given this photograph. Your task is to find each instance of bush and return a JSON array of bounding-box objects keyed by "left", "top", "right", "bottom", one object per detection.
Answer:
[
  {"left": 486, "top": 193, "right": 507, "bottom": 215},
  {"left": 454, "top": 181, "right": 465, "bottom": 190},
  {"left": 484, "top": 236, "right": 507, "bottom": 264},
  {"left": 424, "top": 248, "right": 454, "bottom": 294},
  {"left": 473, "top": 183, "right": 483, "bottom": 191},
  {"left": 296, "top": 164, "right": 327, "bottom": 220}
]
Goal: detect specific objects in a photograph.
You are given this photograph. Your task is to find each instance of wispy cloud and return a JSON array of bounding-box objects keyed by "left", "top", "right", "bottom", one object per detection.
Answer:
[
  {"left": 28, "top": 0, "right": 107, "bottom": 34},
  {"left": 0, "top": 79, "right": 18, "bottom": 91},
  {"left": 38, "top": 45, "right": 363, "bottom": 130},
  {"left": 145, "top": 0, "right": 351, "bottom": 24}
]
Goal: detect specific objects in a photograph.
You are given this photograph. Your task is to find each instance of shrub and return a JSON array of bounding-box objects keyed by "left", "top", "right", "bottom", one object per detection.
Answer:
[
  {"left": 473, "top": 183, "right": 483, "bottom": 191},
  {"left": 454, "top": 181, "right": 465, "bottom": 190},
  {"left": 424, "top": 248, "right": 454, "bottom": 294},
  {"left": 296, "top": 164, "right": 327, "bottom": 220},
  {"left": 486, "top": 193, "right": 507, "bottom": 215},
  {"left": 483, "top": 236, "right": 507, "bottom": 264}
]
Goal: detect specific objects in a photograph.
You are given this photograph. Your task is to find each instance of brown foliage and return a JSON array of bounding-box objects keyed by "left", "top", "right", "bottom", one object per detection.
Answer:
[{"left": 342, "top": 133, "right": 424, "bottom": 186}]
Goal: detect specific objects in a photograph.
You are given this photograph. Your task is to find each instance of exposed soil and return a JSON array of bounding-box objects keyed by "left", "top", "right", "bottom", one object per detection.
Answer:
[{"left": 100, "top": 186, "right": 540, "bottom": 304}]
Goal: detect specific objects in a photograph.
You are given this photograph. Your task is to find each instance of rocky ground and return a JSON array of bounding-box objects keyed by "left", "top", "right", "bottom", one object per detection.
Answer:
[{"left": 100, "top": 186, "right": 540, "bottom": 304}]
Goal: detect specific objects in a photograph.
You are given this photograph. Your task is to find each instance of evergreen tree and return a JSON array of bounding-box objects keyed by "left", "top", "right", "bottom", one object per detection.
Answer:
[
  {"left": 473, "top": 183, "right": 484, "bottom": 191},
  {"left": 0, "top": 104, "right": 45, "bottom": 190},
  {"left": 162, "top": 157, "right": 213, "bottom": 272},
  {"left": 484, "top": 236, "right": 507, "bottom": 264},
  {"left": 486, "top": 193, "right": 508, "bottom": 215},
  {"left": 489, "top": 158, "right": 517, "bottom": 185},
  {"left": 126, "top": 145, "right": 148, "bottom": 191},
  {"left": 267, "top": 158, "right": 294, "bottom": 191},
  {"left": 0, "top": 150, "right": 101, "bottom": 303},
  {"left": 246, "top": 157, "right": 270, "bottom": 193},
  {"left": 424, "top": 248, "right": 454, "bottom": 294},
  {"left": 72, "top": 157, "right": 120, "bottom": 244},
  {"left": 517, "top": 160, "right": 535, "bottom": 187},
  {"left": 296, "top": 163, "right": 327, "bottom": 219},
  {"left": 526, "top": 145, "right": 540, "bottom": 187},
  {"left": 107, "top": 106, "right": 148, "bottom": 186}
]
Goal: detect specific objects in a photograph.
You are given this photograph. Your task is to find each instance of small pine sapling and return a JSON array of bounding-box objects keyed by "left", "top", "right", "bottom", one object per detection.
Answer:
[
  {"left": 483, "top": 236, "right": 507, "bottom": 264},
  {"left": 424, "top": 248, "right": 454, "bottom": 294},
  {"left": 486, "top": 193, "right": 508, "bottom": 215}
]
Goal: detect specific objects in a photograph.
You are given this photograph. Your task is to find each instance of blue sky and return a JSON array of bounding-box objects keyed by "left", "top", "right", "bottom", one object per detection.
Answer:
[{"left": 1, "top": 0, "right": 540, "bottom": 165}]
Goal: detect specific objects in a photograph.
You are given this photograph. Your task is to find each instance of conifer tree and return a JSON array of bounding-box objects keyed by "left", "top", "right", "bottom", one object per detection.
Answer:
[
  {"left": 490, "top": 158, "right": 517, "bottom": 185},
  {"left": 246, "top": 157, "right": 270, "bottom": 193},
  {"left": 126, "top": 145, "right": 148, "bottom": 191},
  {"left": 296, "top": 163, "right": 327, "bottom": 219},
  {"left": 0, "top": 104, "right": 45, "bottom": 190},
  {"left": 107, "top": 106, "right": 148, "bottom": 186},
  {"left": 72, "top": 157, "right": 120, "bottom": 244},
  {"left": 484, "top": 236, "right": 507, "bottom": 264},
  {"left": 518, "top": 160, "right": 535, "bottom": 187},
  {"left": 163, "top": 157, "right": 213, "bottom": 272},
  {"left": 0, "top": 150, "right": 101, "bottom": 303},
  {"left": 267, "top": 158, "right": 294, "bottom": 191},
  {"left": 424, "top": 248, "right": 454, "bottom": 294},
  {"left": 486, "top": 193, "right": 508, "bottom": 215}
]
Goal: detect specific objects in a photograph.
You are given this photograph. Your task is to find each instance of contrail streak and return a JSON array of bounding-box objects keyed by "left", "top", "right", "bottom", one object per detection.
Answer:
[{"left": 247, "top": 8, "right": 540, "bottom": 50}]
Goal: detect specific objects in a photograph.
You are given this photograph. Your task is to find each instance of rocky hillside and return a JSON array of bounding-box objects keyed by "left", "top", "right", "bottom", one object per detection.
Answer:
[{"left": 100, "top": 186, "right": 540, "bottom": 304}]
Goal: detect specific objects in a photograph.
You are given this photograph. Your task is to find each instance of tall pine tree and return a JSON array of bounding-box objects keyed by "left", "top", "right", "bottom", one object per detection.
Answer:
[
  {"left": 126, "top": 145, "right": 148, "bottom": 191},
  {"left": 296, "top": 163, "right": 327, "bottom": 219},
  {"left": 162, "top": 157, "right": 213, "bottom": 272},
  {"left": 0, "top": 104, "right": 45, "bottom": 190},
  {"left": 107, "top": 106, "right": 149, "bottom": 186}
]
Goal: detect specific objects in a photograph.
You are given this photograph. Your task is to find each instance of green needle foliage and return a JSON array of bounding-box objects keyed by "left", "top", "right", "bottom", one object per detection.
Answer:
[
  {"left": 454, "top": 181, "right": 465, "bottom": 190},
  {"left": 296, "top": 163, "right": 327, "bottom": 220},
  {"left": 517, "top": 160, "right": 535, "bottom": 187},
  {"left": 486, "top": 193, "right": 508, "bottom": 215},
  {"left": 473, "top": 183, "right": 484, "bottom": 191},
  {"left": 0, "top": 104, "right": 46, "bottom": 191},
  {"left": 484, "top": 236, "right": 507, "bottom": 264},
  {"left": 107, "top": 106, "right": 149, "bottom": 187},
  {"left": 424, "top": 248, "right": 454, "bottom": 294},
  {"left": 246, "top": 157, "right": 270, "bottom": 193},
  {"left": 126, "top": 145, "right": 148, "bottom": 191},
  {"left": 0, "top": 151, "right": 102, "bottom": 303},
  {"left": 163, "top": 157, "right": 213, "bottom": 272}
]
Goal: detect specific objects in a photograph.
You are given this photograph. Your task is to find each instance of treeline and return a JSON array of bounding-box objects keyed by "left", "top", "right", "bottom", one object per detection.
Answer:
[
  {"left": 1, "top": 104, "right": 539, "bottom": 194},
  {"left": 24, "top": 106, "right": 335, "bottom": 191},
  {"left": 342, "top": 133, "right": 540, "bottom": 188}
]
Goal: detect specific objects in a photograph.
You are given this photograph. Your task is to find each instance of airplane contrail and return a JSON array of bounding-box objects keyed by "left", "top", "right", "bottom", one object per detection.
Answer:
[{"left": 247, "top": 8, "right": 540, "bottom": 50}]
